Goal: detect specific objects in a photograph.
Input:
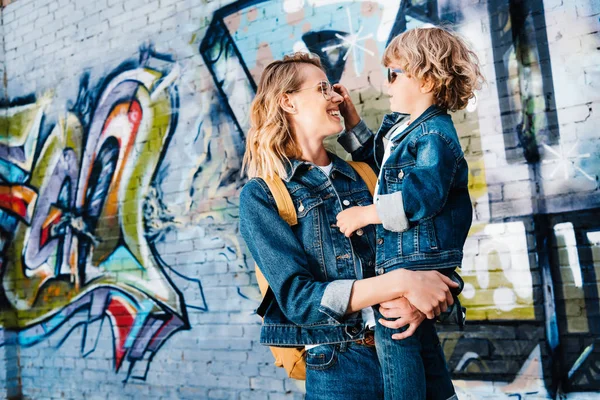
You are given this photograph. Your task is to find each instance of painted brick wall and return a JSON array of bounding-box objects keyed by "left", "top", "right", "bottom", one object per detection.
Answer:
[
  {"left": 0, "top": 0, "right": 599, "bottom": 399},
  {"left": 0, "top": 7, "right": 5, "bottom": 102}
]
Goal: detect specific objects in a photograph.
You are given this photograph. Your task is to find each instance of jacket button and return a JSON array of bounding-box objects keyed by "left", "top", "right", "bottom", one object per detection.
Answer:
[
  {"left": 356, "top": 229, "right": 363, "bottom": 236},
  {"left": 377, "top": 238, "right": 384, "bottom": 245},
  {"left": 377, "top": 268, "right": 385, "bottom": 275},
  {"left": 350, "top": 327, "right": 359, "bottom": 334},
  {"left": 298, "top": 203, "right": 305, "bottom": 212},
  {"left": 398, "top": 169, "right": 404, "bottom": 179},
  {"left": 331, "top": 172, "right": 336, "bottom": 179},
  {"left": 342, "top": 199, "right": 350, "bottom": 206}
]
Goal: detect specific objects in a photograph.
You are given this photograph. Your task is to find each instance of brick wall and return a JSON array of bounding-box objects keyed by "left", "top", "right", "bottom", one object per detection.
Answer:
[
  {"left": 0, "top": 6, "right": 5, "bottom": 102},
  {"left": 0, "top": 0, "right": 599, "bottom": 399}
]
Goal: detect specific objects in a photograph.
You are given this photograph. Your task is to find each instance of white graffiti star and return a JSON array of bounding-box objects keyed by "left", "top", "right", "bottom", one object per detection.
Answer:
[
  {"left": 542, "top": 140, "right": 593, "bottom": 181},
  {"left": 321, "top": 7, "right": 374, "bottom": 76}
]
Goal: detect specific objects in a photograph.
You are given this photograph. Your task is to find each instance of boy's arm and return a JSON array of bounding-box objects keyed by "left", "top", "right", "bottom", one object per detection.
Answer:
[
  {"left": 376, "top": 132, "right": 460, "bottom": 232},
  {"left": 338, "top": 119, "right": 377, "bottom": 164},
  {"left": 334, "top": 84, "right": 377, "bottom": 166},
  {"left": 336, "top": 204, "right": 381, "bottom": 238}
]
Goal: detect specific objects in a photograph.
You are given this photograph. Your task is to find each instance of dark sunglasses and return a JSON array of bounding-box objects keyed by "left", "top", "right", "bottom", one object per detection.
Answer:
[{"left": 387, "top": 68, "right": 404, "bottom": 84}]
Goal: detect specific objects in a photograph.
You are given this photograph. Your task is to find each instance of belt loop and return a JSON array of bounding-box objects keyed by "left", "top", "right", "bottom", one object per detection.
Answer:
[{"left": 339, "top": 341, "right": 348, "bottom": 353}]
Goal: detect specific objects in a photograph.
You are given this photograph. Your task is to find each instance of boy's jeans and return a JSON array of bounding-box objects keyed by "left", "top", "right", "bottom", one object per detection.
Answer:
[
  {"left": 375, "top": 310, "right": 458, "bottom": 400},
  {"left": 305, "top": 341, "right": 385, "bottom": 400}
]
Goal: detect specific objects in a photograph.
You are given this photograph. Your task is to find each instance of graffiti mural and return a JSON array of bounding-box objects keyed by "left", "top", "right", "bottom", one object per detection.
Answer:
[
  {"left": 0, "top": 48, "right": 212, "bottom": 382},
  {"left": 200, "top": 0, "right": 600, "bottom": 398},
  {"left": 1, "top": 0, "right": 598, "bottom": 398}
]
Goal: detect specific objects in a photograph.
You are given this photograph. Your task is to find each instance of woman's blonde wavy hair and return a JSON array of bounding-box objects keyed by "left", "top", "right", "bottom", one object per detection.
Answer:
[
  {"left": 242, "top": 52, "right": 325, "bottom": 179},
  {"left": 383, "top": 27, "right": 484, "bottom": 112}
]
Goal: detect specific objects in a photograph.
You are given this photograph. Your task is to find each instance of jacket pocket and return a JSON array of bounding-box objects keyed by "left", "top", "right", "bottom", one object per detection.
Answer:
[
  {"left": 293, "top": 195, "right": 323, "bottom": 218},
  {"left": 424, "top": 219, "right": 439, "bottom": 251},
  {"left": 383, "top": 163, "right": 415, "bottom": 185}
]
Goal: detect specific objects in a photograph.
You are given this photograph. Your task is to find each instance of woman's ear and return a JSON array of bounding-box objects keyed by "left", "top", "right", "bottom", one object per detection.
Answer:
[{"left": 279, "top": 94, "right": 297, "bottom": 114}]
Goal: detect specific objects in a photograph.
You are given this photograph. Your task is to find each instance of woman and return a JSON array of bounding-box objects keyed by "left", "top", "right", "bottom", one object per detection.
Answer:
[{"left": 239, "top": 53, "right": 457, "bottom": 400}]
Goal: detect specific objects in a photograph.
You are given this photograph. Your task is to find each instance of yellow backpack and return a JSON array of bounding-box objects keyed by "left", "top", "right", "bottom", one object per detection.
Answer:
[{"left": 255, "top": 161, "right": 377, "bottom": 380}]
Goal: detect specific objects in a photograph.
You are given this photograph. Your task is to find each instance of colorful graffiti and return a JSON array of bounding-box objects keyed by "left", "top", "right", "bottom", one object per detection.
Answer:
[
  {"left": 1, "top": 0, "right": 599, "bottom": 398},
  {"left": 200, "top": 0, "right": 600, "bottom": 397},
  {"left": 0, "top": 48, "right": 211, "bottom": 382}
]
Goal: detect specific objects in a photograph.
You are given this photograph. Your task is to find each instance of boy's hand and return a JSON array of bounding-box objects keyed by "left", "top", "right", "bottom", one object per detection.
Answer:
[
  {"left": 336, "top": 205, "right": 381, "bottom": 237},
  {"left": 333, "top": 83, "right": 361, "bottom": 131}
]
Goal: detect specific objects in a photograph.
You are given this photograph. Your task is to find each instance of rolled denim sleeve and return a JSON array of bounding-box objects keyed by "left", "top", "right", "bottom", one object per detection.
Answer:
[
  {"left": 320, "top": 279, "right": 355, "bottom": 320},
  {"left": 338, "top": 120, "right": 372, "bottom": 152},
  {"left": 239, "top": 179, "right": 354, "bottom": 325},
  {"left": 402, "top": 133, "right": 459, "bottom": 223},
  {"left": 337, "top": 120, "right": 376, "bottom": 164},
  {"left": 375, "top": 191, "right": 410, "bottom": 232}
]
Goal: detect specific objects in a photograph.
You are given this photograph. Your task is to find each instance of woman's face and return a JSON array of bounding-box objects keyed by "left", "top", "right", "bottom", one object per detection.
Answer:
[{"left": 286, "top": 64, "right": 344, "bottom": 140}]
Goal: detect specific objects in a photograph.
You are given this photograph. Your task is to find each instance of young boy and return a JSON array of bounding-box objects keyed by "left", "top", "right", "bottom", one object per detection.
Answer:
[{"left": 335, "top": 27, "right": 484, "bottom": 400}]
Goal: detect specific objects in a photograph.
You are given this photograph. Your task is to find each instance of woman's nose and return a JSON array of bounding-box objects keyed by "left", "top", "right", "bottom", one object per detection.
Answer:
[{"left": 330, "top": 90, "right": 344, "bottom": 103}]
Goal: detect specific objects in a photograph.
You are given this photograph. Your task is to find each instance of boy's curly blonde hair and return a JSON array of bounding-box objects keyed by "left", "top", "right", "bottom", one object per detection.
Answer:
[{"left": 383, "top": 27, "right": 484, "bottom": 112}]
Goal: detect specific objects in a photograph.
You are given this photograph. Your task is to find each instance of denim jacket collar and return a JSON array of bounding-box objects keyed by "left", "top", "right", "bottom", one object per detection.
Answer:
[
  {"left": 283, "top": 152, "right": 358, "bottom": 182},
  {"left": 376, "top": 105, "right": 446, "bottom": 146},
  {"left": 379, "top": 112, "right": 407, "bottom": 138},
  {"left": 389, "top": 105, "right": 446, "bottom": 144}
]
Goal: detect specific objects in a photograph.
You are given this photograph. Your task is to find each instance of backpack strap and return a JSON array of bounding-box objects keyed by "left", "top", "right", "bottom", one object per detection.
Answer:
[
  {"left": 256, "top": 165, "right": 374, "bottom": 303},
  {"left": 256, "top": 174, "right": 297, "bottom": 307},
  {"left": 262, "top": 176, "right": 298, "bottom": 226},
  {"left": 348, "top": 161, "right": 377, "bottom": 196}
]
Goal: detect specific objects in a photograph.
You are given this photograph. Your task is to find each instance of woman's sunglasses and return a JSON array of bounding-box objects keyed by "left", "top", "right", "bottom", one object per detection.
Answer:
[{"left": 387, "top": 68, "right": 404, "bottom": 84}]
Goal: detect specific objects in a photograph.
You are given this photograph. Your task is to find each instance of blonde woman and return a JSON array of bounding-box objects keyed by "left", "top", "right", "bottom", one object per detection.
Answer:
[{"left": 239, "top": 53, "right": 457, "bottom": 400}]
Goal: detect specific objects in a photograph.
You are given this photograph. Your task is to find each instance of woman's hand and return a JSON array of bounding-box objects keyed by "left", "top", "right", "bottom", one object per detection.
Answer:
[
  {"left": 390, "top": 269, "right": 458, "bottom": 320},
  {"left": 333, "top": 83, "right": 361, "bottom": 131},
  {"left": 378, "top": 297, "right": 426, "bottom": 340},
  {"left": 336, "top": 205, "right": 381, "bottom": 237}
]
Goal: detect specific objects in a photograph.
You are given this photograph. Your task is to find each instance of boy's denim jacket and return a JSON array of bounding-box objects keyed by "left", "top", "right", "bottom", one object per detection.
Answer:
[
  {"left": 338, "top": 104, "right": 472, "bottom": 273},
  {"left": 239, "top": 153, "right": 377, "bottom": 346}
]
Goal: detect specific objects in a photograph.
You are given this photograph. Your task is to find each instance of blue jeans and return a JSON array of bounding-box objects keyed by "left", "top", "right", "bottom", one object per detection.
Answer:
[
  {"left": 305, "top": 341, "right": 384, "bottom": 400},
  {"left": 374, "top": 310, "right": 457, "bottom": 400}
]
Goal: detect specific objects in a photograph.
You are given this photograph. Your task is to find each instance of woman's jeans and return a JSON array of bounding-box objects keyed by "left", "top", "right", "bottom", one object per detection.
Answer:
[
  {"left": 305, "top": 341, "right": 384, "bottom": 400},
  {"left": 375, "top": 310, "right": 457, "bottom": 400}
]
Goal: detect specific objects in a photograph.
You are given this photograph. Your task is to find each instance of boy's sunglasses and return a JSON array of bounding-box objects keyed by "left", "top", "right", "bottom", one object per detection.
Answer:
[{"left": 387, "top": 68, "right": 404, "bottom": 84}]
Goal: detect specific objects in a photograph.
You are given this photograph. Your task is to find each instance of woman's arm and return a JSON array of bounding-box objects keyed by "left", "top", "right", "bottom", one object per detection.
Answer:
[
  {"left": 240, "top": 179, "right": 457, "bottom": 325},
  {"left": 346, "top": 268, "right": 457, "bottom": 320},
  {"left": 240, "top": 179, "right": 355, "bottom": 326}
]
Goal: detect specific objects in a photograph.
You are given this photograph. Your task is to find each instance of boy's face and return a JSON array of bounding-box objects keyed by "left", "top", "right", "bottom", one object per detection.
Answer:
[{"left": 386, "top": 62, "right": 428, "bottom": 115}]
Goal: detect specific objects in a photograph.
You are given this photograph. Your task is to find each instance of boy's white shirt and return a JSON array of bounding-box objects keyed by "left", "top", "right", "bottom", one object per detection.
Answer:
[{"left": 373, "top": 120, "right": 410, "bottom": 203}]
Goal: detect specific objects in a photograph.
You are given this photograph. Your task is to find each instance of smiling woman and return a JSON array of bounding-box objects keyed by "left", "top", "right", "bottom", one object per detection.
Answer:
[{"left": 239, "top": 52, "right": 457, "bottom": 400}]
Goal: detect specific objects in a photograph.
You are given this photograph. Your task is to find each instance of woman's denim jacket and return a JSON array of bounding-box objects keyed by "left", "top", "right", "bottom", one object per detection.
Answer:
[
  {"left": 239, "top": 153, "right": 376, "bottom": 346},
  {"left": 338, "top": 105, "right": 472, "bottom": 273}
]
